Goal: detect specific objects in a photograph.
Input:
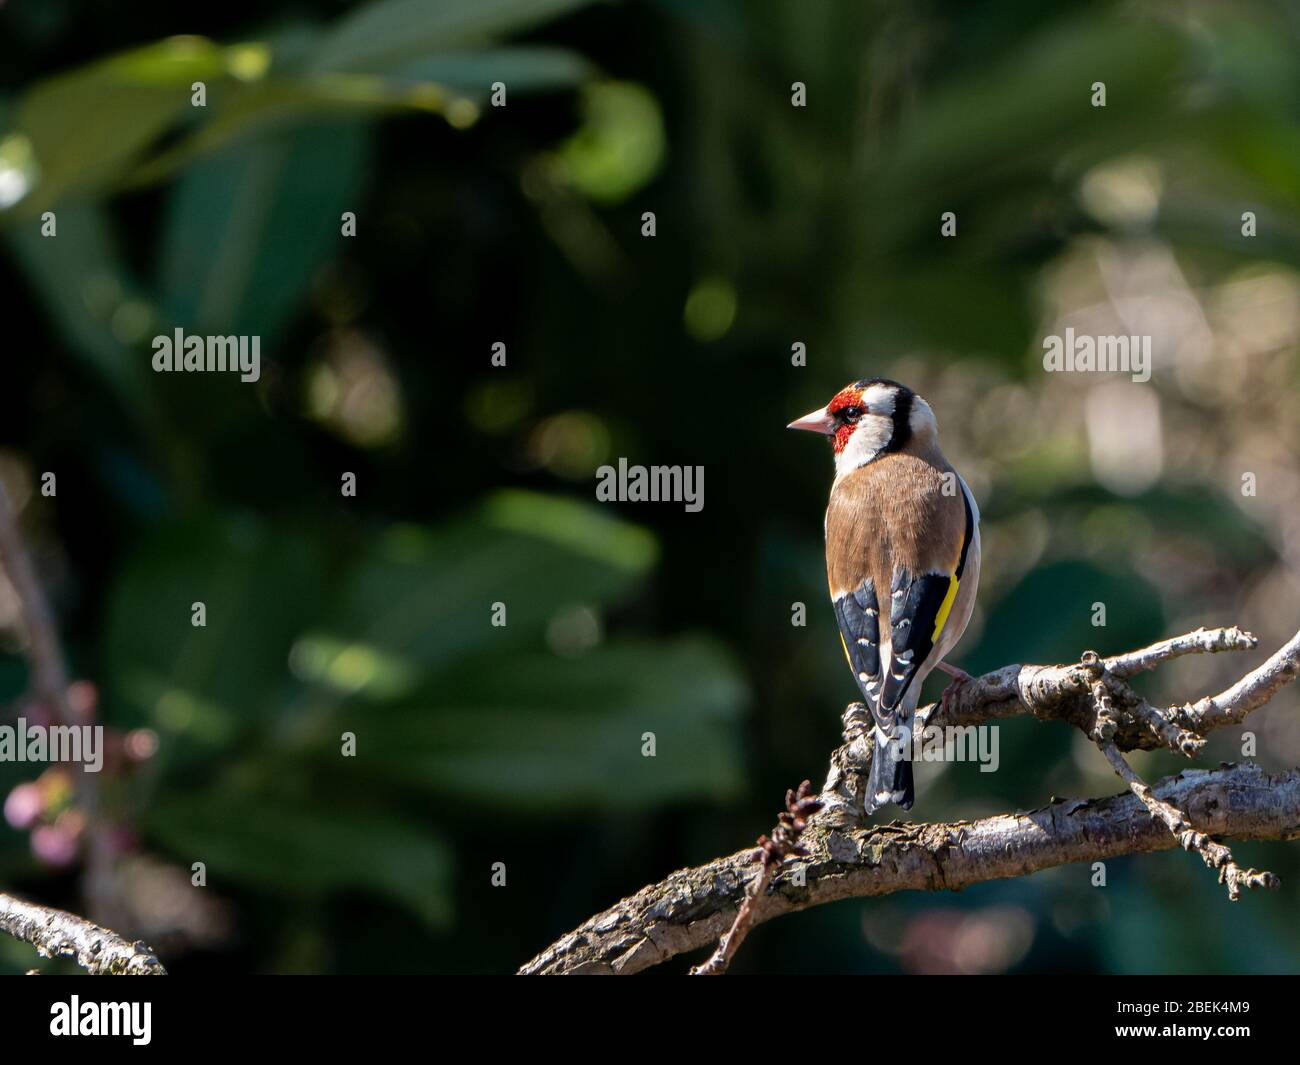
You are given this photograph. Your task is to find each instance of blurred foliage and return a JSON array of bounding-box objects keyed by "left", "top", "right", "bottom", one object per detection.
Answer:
[{"left": 1, "top": 0, "right": 1299, "bottom": 974}]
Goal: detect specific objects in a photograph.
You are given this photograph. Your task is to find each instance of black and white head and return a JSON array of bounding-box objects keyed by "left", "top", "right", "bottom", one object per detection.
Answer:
[{"left": 787, "top": 378, "right": 939, "bottom": 478}]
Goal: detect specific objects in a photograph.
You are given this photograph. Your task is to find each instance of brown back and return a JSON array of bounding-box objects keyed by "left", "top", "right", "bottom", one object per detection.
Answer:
[{"left": 825, "top": 446, "right": 967, "bottom": 611}]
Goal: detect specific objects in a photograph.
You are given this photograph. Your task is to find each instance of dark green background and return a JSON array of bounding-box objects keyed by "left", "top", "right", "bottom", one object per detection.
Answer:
[{"left": 1, "top": 0, "right": 1298, "bottom": 974}]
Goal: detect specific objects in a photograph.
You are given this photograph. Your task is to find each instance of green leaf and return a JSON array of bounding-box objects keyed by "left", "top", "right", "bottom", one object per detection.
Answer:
[
  {"left": 147, "top": 794, "right": 454, "bottom": 928},
  {"left": 157, "top": 119, "right": 369, "bottom": 340},
  {"left": 127, "top": 76, "right": 431, "bottom": 190},
  {"left": 388, "top": 46, "right": 594, "bottom": 95},
  {"left": 311, "top": 0, "right": 597, "bottom": 73},
  {"left": 327, "top": 637, "right": 748, "bottom": 811},
  {"left": 7, "top": 37, "right": 231, "bottom": 212},
  {"left": 305, "top": 490, "right": 657, "bottom": 692}
]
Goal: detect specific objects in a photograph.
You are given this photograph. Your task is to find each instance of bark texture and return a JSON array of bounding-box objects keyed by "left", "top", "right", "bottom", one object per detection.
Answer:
[{"left": 0, "top": 892, "right": 166, "bottom": 975}]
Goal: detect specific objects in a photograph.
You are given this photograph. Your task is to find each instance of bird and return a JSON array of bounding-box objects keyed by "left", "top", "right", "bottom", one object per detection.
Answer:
[{"left": 788, "top": 378, "right": 981, "bottom": 813}]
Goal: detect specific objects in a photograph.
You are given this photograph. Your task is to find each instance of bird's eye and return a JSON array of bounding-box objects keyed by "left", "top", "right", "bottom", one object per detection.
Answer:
[{"left": 839, "top": 406, "right": 864, "bottom": 422}]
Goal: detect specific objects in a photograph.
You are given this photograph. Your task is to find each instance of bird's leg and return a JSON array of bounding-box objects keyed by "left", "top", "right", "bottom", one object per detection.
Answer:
[{"left": 936, "top": 661, "right": 973, "bottom": 713}]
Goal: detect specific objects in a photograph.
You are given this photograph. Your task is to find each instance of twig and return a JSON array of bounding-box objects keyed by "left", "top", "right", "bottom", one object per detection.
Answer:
[
  {"left": 687, "top": 866, "right": 771, "bottom": 977},
  {"left": 1096, "top": 743, "right": 1277, "bottom": 901},
  {"left": 0, "top": 481, "right": 120, "bottom": 929},
  {"left": 1083, "top": 644, "right": 1279, "bottom": 899},
  {"left": 689, "top": 781, "right": 821, "bottom": 975},
  {"left": 0, "top": 892, "right": 165, "bottom": 975},
  {"left": 0, "top": 487, "right": 70, "bottom": 708},
  {"left": 1102, "top": 625, "right": 1258, "bottom": 677},
  {"left": 1175, "top": 626, "right": 1300, "bottom": 735},
  {"left": 910, "top": 626, "right": 1284, "bottom": 754}
]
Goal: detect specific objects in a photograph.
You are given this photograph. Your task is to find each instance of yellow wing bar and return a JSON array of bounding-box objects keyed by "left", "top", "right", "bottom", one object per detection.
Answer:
[{"left": 931, "top": 575, "right": 960, "bottom": 642}]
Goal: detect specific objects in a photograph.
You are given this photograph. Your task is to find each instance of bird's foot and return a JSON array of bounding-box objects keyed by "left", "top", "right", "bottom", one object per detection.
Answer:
[
  {"left": 936, "top": 661, "right": 973, "bottom": 682},
  {"left": 937, "top": 662, "right": 973, "bottom": 713}
]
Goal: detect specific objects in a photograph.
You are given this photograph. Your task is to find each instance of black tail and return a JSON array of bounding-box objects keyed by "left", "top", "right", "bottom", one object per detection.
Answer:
[{"left": 868, "top": 729, "right": 914, "bottom": 811}]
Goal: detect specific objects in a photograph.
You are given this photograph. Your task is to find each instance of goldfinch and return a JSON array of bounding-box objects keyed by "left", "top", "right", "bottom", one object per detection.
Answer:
[{"left": 789, "top": 378, "right": 981, "bottom": 812}]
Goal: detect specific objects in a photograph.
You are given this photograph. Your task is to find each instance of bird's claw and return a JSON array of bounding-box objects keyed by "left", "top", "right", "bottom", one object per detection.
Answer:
[{"left": 937, "top": 664, "right": 973, "bottom": 714}]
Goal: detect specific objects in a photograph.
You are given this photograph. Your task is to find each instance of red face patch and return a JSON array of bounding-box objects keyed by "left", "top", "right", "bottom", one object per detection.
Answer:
[
  {"left": 827, "top": 386, "right": 865, "bottom": 453},
  {"left": 827, "top": 385, "right": 865, "bottom": 415}
]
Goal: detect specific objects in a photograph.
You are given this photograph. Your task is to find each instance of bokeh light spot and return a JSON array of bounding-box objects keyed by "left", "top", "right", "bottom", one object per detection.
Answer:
[{"left": 684, "top": 276, "right": 737, "bottom": 341}]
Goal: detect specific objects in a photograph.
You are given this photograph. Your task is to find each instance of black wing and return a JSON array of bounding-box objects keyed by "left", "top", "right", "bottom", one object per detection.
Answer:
[
  {"left": 878, "top": 487, "right": 976, "bottom": 716},
  {"left": 832, "top": 580, "right": 883, "bottom": 718}
]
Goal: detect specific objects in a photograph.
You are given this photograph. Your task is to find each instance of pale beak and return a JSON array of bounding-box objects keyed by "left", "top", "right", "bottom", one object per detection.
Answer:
[{"left": 786, "top": 406, "right": 836, "bottom": 435}]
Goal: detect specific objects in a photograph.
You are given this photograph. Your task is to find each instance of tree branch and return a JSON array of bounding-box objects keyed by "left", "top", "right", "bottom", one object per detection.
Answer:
[
  {"left": 520, "top": 625, "right": 1300, "bottom": 975},
  {"left": 521, "top": 762, "right": 1300, "bottom": 975},
  {"left": 0, "top": 892, "right": 166, "bottom": 975}
]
